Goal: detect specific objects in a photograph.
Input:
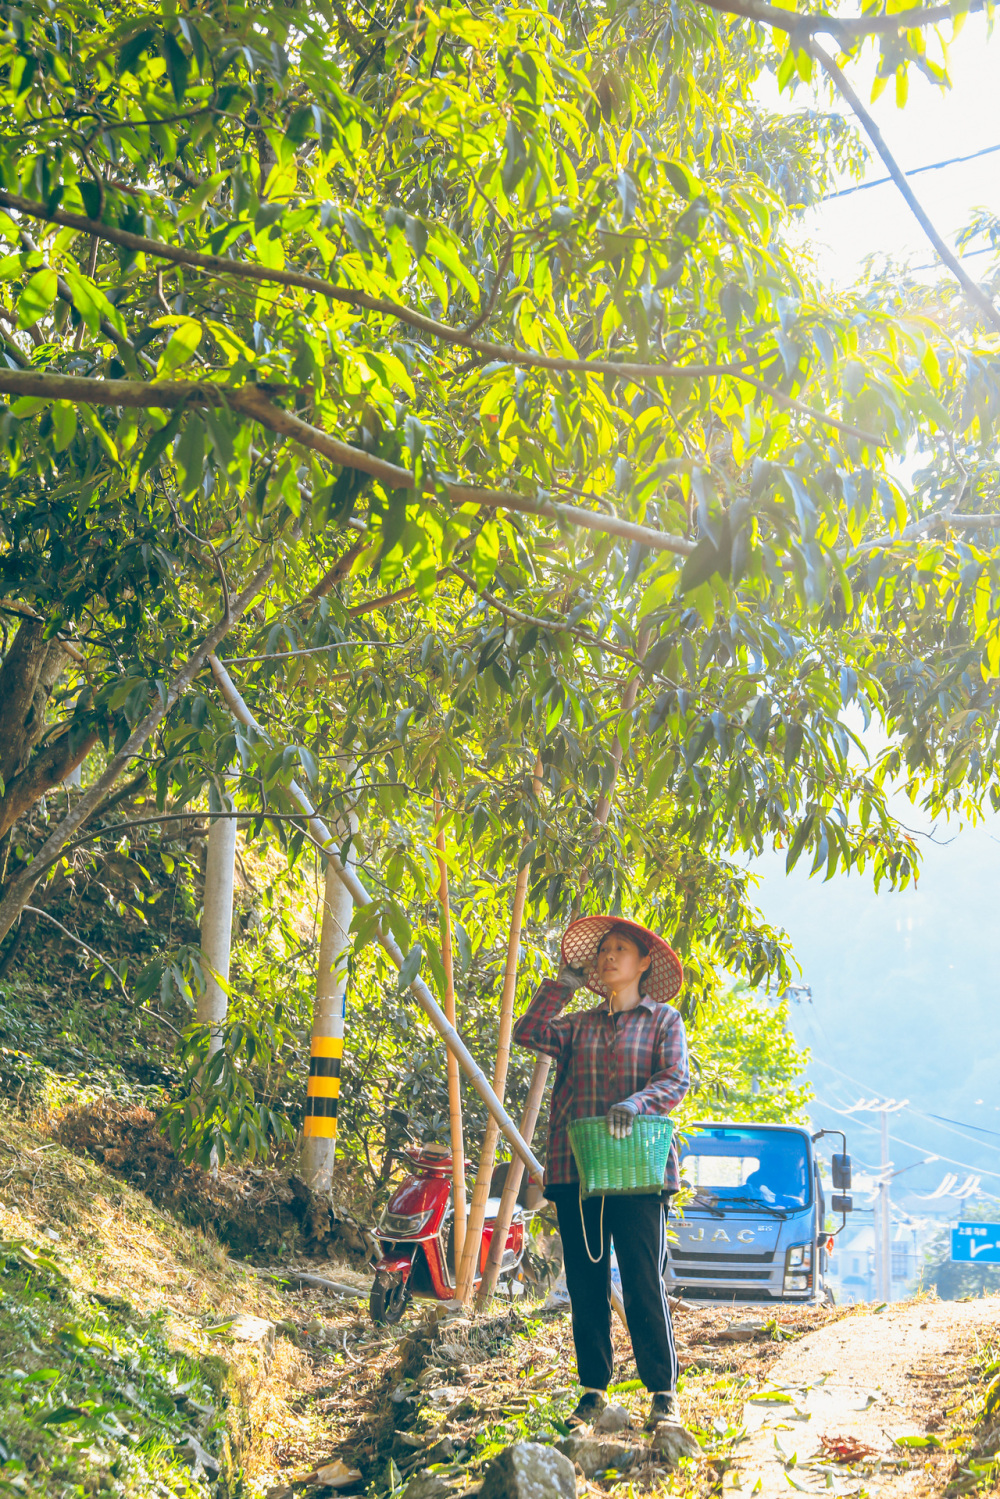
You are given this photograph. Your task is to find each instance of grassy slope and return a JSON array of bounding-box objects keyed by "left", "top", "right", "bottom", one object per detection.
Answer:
[{"left": 0, "top": 1109, "right": 311, "bottom": 1498}]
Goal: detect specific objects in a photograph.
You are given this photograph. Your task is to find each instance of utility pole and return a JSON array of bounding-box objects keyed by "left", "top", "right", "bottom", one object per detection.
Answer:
[
  {"left": 879, "top": 1104, "right": 892, "bottom": 1302},
  {"left": 847, "top": 1096, "right": 908, "bottom": 1303}
]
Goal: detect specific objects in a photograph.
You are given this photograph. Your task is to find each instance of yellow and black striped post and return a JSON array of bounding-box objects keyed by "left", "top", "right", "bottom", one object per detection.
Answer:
[{"left": 304, "top": 1030, "right": 343, "bottom": 1140}]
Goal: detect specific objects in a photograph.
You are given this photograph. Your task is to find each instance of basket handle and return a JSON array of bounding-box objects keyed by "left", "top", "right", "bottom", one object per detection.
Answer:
[{"left": 579, "top": 1184, "right": 606, "bottom": 1265}]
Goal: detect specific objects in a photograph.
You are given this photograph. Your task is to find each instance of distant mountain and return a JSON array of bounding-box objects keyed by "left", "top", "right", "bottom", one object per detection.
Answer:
[{"left": 747, "top": 811, "right": 1000, "bottom": 1211}]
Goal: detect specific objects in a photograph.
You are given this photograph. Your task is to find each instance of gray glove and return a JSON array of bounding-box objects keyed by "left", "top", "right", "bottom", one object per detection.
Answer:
[
  {"left": 556, "top": 964, "right": 587, "bottom": 992},
  {"left": 607, "top": 1101, "right": 638, "bottom": 1139}
]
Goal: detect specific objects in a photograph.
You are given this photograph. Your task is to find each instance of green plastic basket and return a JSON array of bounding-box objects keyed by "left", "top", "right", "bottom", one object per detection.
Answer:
[{"left": 568, "top": 1115, "right": 674, "bottom": 1199}]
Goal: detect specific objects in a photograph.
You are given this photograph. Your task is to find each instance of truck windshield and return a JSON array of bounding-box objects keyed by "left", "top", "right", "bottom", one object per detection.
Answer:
[{"left": 680, "top": 1127, "right": 811, "bottom": 1211}]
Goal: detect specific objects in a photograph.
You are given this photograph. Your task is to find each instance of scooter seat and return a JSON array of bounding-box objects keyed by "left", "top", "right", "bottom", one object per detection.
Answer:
[{"left": 485, "top": 1197, "right": 522, "bottom": 1222}]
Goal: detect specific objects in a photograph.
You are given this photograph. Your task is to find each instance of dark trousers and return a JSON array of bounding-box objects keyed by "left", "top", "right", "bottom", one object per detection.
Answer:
[{"left": 551, "top": 1185, "right": 678, "bottom": 1393}]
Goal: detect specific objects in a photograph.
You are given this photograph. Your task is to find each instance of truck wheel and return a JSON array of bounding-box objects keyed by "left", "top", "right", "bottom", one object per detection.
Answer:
[
  {"left": 370, "top": 1270, "right": 409, "bottom": 1325},
  {"left": 822, "top": 1284, "right": 836, "bottom": 1307}
]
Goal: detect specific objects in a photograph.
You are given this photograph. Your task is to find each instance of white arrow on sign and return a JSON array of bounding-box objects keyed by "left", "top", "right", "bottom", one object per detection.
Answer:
[{"left": 969, "top": 1239, "right": 999, "bottom": 1259}]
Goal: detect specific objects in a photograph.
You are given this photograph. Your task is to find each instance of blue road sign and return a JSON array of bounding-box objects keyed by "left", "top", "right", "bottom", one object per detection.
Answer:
[{"left": 951, "top": 1223, "right": 1000, "bottom": 1264}]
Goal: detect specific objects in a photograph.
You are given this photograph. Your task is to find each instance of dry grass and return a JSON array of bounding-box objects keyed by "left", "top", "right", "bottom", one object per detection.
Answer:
[{"left": 0, "top": 1105, "right": 313, "bottom": 1488}]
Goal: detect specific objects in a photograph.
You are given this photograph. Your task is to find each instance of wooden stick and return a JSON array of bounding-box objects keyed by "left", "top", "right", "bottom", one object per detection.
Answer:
[
  {"left": 207, "top": 655, "right": 545, "bottom": 1186},
  {"left": 476, "top": 644, "right": 649, "bottom": 1305},
  {"left": 435, "top": 793, "right": 467, "bottom": 1280},
  {"left": 455, "top": 755, "right": 542, "bottom": 1304}
]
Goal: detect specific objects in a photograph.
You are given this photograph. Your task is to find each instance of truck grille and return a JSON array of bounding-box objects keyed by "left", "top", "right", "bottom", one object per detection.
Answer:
[
  {"left": 669, "top": 1249, "right": 775, "bottom": 1264},
  {"left": 672, "top": 1267, "right": 772, "bottom": 1281}
]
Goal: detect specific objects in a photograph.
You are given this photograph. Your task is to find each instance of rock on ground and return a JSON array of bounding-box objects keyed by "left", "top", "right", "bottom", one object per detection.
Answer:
[
  {"left": 650, "top": 1419, "right": 701, "bottom": 1462},
  {"left": 480, "top": 1441, "right": 578, "bottom": 1499},
  {"left": 401, "top": 1471, "right": 457, "bottom": 1499},
  {"left": 224, "top": 1312, "right": 276, "bottom": 1352},
  {"left": 555, "top": 1436, "right": 642, "bottom": 1478},
  {"left": 593, "top": 1401, "right": 632, "bottom": 1433}
]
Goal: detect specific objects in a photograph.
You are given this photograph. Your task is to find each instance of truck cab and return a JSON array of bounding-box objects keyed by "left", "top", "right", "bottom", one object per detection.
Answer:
[{"left": 663, "top": 1121, "right": 851, "bottom": 1304}]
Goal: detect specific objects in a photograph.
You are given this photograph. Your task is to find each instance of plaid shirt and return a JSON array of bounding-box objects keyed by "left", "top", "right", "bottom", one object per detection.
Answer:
[{"left": 512, "top": 976, "right": 690, "bottom": 1191}]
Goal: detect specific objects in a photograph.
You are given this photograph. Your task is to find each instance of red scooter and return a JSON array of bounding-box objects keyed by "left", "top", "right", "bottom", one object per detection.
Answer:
[{"left": 369, "top": 1143, "right": 536, "bottom": 1323}]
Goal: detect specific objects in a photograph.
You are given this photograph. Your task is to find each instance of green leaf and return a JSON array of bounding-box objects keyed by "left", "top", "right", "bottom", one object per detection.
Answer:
[
  {"left": 679, "top": 536, "right": 721, "bottom": 594},
  {"left": 296, "top": 745, "right": 319, "bottom": 788},
  {"left": 155, "top": 318, "right": 202, "bottom": 376},
  {"left": 501, "top": 119, "right": 529, "bottom": 196},
  {"left": 119, "top": 26, "right": 156, "bottom": 74},
  {"left": 663, "top": 161, "right": 693, "bottom": 199},
  {"left": 396, "top": 943, "right": 423, "bottom": 993},
  {"left": 405, "top": 215, "right": 428, "bottom": 261},
  {"left": 617, "top": 169, "right": 638, "bottom": 225},
  {"left": 139, "top": 406, "right": 186, "bottom": 477},
  {"left": 51, "top": 401, "right": 77, "bottom": 452},
  {"left": 17, "top": 266, "right": 57, "bottom": 329},
  {"left": 40, "top": 1405, "right": 86, "bottom": 1425},
  {"left": 159, "top": 30, "right": 189, "bottom": 102},
  {"left": 175, "top": 413, "right": 205, "bottom": 495}
]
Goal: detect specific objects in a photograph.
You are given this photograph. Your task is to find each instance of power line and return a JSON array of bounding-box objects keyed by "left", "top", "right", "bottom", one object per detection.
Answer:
[
  {"left": 812, "top": 1093, "right": 1000, "bottom": 1184},
  {"left": 926, "top": 1111, "right": 1000, "bottom": 1142},
  {"left": 822, "top": 141, "right": 1000, "bottom": 201},
  {"left": 908, "top": 1108, "right": 1000, "bottom": 1156},
  {"left": 811, "top": 1059, "right": 1000, "bottom": 1153}
]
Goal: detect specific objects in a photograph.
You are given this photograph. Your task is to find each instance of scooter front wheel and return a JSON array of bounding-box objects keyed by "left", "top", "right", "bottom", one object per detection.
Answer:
[{"left": 370, "top": 1269, "right": 410, "bottom": 1325}]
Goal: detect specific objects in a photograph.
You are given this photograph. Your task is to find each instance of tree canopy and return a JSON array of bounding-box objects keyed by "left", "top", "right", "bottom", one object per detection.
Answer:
[{"left": 1, "top": 0, "right": 1000, "bottom": 1159}]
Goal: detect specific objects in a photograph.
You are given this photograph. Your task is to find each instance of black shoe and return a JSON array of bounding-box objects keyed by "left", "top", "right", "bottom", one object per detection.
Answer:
[
  {"left": 645, "top": 1391, "right": 679, "bottom": 1429},
  {"left": 568, "top": 1390, "right": 607, "bottom": 1427}
]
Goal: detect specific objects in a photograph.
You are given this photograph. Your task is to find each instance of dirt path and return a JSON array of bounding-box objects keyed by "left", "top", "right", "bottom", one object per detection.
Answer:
[{"left": 729, "top": 1295, "right": 1000, "bottom": 1496}]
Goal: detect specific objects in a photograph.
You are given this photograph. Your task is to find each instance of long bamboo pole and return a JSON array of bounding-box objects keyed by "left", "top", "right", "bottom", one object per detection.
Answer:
[
  {"left": 476, "top": 639, "right": 651, "bottom": 1306},
  {"left": 435, "top": 794, "right": 467, "bottom": 1280},
  {"left": 455, "top": 755, "right": 543, "bottom": 1304},
  {"left": 207, "top": 655, "right": 545, "bottom": 1185}
]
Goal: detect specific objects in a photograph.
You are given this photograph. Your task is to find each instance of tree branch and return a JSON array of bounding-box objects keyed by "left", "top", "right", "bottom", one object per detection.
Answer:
[
  {"left": 0, "top": 727, "right": 101, "bottom": 840},
  {"left": 0, "top": 368, "right": 698, "bottom": 558},
  {"left": 808, "top": 40, "right": 1000, "bottom": 336},
  {"left": 450, "top": 565, "right": 639, "bottom": 662},
  {"left": 0, "top": 189, "right": 883, "bottom": 440},
  {"left": 0, "top": 554, "right": 279, "bottom": 944},
  {"left": 696, "top": 0, "right": 984, "bottom": 44}
]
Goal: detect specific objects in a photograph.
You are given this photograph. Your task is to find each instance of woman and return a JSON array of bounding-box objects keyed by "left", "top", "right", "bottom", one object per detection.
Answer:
[{"left": 512, "top": 915, "right": 689, "bottom": 1430}]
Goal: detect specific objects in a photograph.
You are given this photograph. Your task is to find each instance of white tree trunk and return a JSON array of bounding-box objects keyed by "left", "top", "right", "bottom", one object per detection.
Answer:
[
  {"left": 198, "top": 807, "right": 236, "bottom": 1058},
  {"left": 300, "top": 843, "right": 355, "bottom": 1191}
]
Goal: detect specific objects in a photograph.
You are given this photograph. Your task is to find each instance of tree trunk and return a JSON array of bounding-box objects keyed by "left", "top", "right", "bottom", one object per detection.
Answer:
[
  {"left": 198, "top": 802, "right": 237, "bottom": 1057},
  {"left": 0, "top": 618, "right": 91, "bottom": 841},
  {"left": 207, "top": 654, "right": 545, "bottom": 1185},
  {"left": 0, "top": 557, "right": 276, "bottom": 944},
  {"left": 300, "top": 815, "right": 357, "bottom": 1192}
]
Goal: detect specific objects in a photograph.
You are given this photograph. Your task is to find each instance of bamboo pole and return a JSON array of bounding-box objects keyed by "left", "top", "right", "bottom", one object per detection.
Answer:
[
  {"left": 476, "top": 639, "right": 650, "bottom": 1305},
  {"left": 435, "top": 794, "right": 467, "bottom": 1280},
  {"left": 455, "top": 755, "right": 543, "bottom": 1304},
  {"left": 207, "top": 655, "right": 545, "bottom": 1185}
]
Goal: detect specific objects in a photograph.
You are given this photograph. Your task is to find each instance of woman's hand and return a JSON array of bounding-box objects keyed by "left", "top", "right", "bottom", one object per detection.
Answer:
[
  {"left": 556, "top": 963, "right": 587, "bottom": 991},
  {"left": 607, "top": 1101, "right": 638, "bottom": 1138}
]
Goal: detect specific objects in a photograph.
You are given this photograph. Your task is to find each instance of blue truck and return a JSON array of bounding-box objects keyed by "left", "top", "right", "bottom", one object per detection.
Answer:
[{"left": 663, "top": 1121, "right": 852, "bottom": 1304}]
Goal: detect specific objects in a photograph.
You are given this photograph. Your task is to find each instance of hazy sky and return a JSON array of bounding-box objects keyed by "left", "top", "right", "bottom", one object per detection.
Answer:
[
  {"left": 757, "top": 14, "right": 1000, "bottom": 285},
  {"left": 743, "top": 28, "right": 1000, "bottom": 1206}
]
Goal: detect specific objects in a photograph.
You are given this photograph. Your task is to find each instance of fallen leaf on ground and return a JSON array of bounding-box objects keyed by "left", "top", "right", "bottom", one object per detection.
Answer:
[{"left": 819, "top": 1434, "right": 877, "bottom": 1464}]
